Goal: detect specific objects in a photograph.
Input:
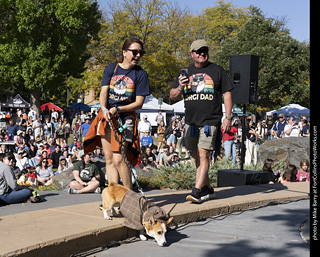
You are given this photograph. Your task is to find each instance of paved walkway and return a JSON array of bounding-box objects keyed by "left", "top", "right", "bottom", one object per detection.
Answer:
[{"left": 0, "top": 182, "right": 309, "bottom": 257}]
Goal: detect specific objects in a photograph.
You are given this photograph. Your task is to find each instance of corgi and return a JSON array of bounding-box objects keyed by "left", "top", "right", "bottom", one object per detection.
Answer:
[{"left": 101, "top": 183, "right": 173, "bottom": 247}]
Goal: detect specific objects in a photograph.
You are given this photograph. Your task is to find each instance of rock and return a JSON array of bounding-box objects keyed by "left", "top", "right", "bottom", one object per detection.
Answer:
[{"left": 258, "top": 137, "right": 310, "bottom": 168}]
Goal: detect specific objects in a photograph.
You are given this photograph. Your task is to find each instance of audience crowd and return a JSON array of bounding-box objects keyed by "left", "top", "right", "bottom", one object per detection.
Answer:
[{"left": 0, "top": 106, "right": 311, "bottom": 205}]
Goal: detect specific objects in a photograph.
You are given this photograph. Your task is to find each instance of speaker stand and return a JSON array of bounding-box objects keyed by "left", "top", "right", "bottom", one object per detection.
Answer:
[{"left": 240, "top": 104, "right": 246, "bottom": 171}]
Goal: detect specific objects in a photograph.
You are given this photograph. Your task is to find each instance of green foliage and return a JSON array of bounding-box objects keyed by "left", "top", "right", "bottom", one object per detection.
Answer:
[
  {"left": 0, "top": 0, "right": 102, "bottom": 109},
  {"left": 213, "top": 16, "right": 310, "bottom": 112}
]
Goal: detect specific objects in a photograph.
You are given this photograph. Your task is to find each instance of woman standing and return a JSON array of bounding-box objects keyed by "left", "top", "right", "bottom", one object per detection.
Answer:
[
  {"left": 157, "top": 120, "right": 166, "bottom": 151},
  {"left": 55, "top": 119, "right": 65, "bottom": 146},
  {"left": 98, "top": 38, "right": 150, "bottom": 189}
]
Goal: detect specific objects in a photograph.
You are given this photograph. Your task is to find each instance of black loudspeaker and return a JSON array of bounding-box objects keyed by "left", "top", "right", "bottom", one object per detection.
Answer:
[
  {"left": 217, "top": 169, "right": 270, "bottom": 187},
  {"left": 229, "top": 55, "right": 259, "bottom": 105}
]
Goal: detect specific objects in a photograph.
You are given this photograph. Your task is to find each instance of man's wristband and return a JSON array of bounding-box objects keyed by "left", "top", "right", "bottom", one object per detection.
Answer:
[
  {"left": 225, "top": 116, "right": 232, "bottom": 121},
  {"left": 102, "top": 109, "right": 108, "bottom": 114},
  {"left": 178, "top": 87, "right": 183, "bottom": 92}
]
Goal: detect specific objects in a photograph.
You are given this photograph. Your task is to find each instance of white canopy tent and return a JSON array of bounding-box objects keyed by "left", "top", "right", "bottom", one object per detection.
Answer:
[
  {"left": 138, "top": 94, "right": 173, "bottom": 126},
  {"left": 266, "top": 103, "right": 310, "bottom": 118}
]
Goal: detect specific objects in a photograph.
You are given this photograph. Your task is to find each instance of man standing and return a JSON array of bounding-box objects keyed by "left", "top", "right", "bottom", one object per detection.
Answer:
[
  {"left": 170, "top": 39, "right": 233, "bottom": 203},
  {"left": 81, "top": 117, "right": 91, "bottom": 142},
  {"left": 138, "top": 114, "right": 152, "bottom": 139}
]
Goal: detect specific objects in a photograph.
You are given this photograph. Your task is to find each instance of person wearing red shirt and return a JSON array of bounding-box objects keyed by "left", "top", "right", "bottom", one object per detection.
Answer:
[{"left": 221, "top": 120, "right": 238, "bottom": 166}]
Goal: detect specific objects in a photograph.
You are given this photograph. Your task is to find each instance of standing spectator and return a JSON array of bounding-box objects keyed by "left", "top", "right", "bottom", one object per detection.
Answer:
[
  {"left": 221, "top": 119, "right": 238, "bottom": 166},
  {"left": 51, "top": 108, "right": 59, "bottom": 121},
  {"left": 164, "top": 118, "right": 180, "bottom": 151},
  {"left": 266, "top": 115, "right": 274, "bottom": 139},
  {"left": 157, "top": 120, "right": 166, "bottom": 151},
  {"left": 81, "top": 117, "right": 91, "bottom": 142},
  {"left": 155, "top": 110, "right": 164, "bottom": 125},
  {"left": 63, "top": 119, "right": 71, "bottom": 143},
  {"left": 51, "top": 117, "right": 58, "bottom": 138},
  {"left": 80, "top": 111, "right": 86, "bottom": 124},
  {"left": 284, "top": 117, "right": 301, "bottom": 137},
  {"left": 301, "top": 119, "right": 310, "bottom": 137},
  {"left": 170, "top": 39, "right": 233, "bottom": 203},
  {"left": 43, "top": 117, "right": 52, "bottom": 142},
  {"left": 244, "top": 119, "right": 258, "bottom": 166},
  {"left": 0, "top": 152, "right": 32, "bottom": 205},
  {"left": 35, "top": 158, "right": 53, "bottom": 186},
  {"left": 28, "top": 107, "right": 37, "bottom": 121},
  {"left": 138, "top": 114, "right": 152, "bottom": 139},
  {"left": 55, "top": 119, "right": 65, "bottom": 146},
  {"left": 271, "top": 114, "right": 287, "bottom": 139},
  {"left": 32, "top": 116, "right": 43, "bottom": 140},
  {"left": 50, "top": 144, "right": 62, "bottom": 169},
  {"left": 26, "top": 116, "right": 33, "bottom": 133}
]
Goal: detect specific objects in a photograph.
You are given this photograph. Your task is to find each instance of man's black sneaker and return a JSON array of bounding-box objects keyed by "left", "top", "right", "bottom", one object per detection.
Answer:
[
  {"left": 200, "top": 185, "right": 216, "bottom": 201},
  {"left": 186, "top": 187, "right": 202, "bottom": 203}
]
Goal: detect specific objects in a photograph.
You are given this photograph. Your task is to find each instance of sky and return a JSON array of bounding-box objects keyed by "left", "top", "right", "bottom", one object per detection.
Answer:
[{"left": 98, "top": 0, "right": 310, "bottom": 42}]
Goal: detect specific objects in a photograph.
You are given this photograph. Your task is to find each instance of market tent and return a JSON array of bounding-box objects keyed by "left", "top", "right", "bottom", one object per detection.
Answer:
[
  {"left": 172, "top": 100, "right": 185, "bottom": 114},
  {"left": 69, "top": 102, "right": 91, "bottom": 112},
  {"left": 40, "top": 102, "right": 62, "bottom": 111},
  {"left": 266, "top": 103, "right": 310, "bottom": 118},
  {"left": 1, "top": 94, "right": 31, "bottom": 108},
  {"left": 141, "top": 94, "right": 173, "bottom": 111}
]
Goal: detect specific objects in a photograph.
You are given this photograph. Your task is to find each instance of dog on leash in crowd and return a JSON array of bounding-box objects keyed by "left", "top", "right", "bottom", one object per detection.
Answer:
[{"left": 101, "top": 182, "right": 173, "bottom": 247}]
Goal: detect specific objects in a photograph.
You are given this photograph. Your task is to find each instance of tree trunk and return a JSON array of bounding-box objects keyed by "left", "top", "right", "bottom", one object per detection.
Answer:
[{"left": 30, "top": 89, "right": 41, "bottom": 116}]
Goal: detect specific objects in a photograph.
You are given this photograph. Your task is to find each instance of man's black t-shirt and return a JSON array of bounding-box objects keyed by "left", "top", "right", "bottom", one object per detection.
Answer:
[{"left": 173, "top": 62, "right": 233, "bottom": 126}]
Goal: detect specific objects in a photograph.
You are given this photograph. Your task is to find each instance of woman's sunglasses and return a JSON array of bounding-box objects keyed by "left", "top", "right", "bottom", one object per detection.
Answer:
[{"left": 127, "top": 49, "right": 145, "bottom": 57}]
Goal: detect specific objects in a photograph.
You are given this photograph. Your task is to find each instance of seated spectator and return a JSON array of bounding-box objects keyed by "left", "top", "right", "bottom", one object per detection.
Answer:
[
  {"left": 15, "top": 149, "right": 29, "bottom": 171},
  {"left": 7, "top": 119, "right": 19, "bottom": 140},
  {"left": 29, "top": 151, "right": 42, "bottom": 168},
  {"left": 159, "top": 145, "right": 170, "bottom": 166},
  {"left": 71, "top": 148, "right": 81, "bottom": 163},
  {"left": 0, "top": 152, "right": 32, "bottom": 205},
  {"left": 138, "top": 153, "right": 156, "bottom": 171},
  {"left": 297, "top": 159, "right": 310, "bottom": 182},
  {"left": 140, "top": 131, "right": 153, "bottom": 153},
  {"left": 278, "top": 164, "right": 298, "bottom": 183},
  {"left": 69, "top": 153, "right": 100, "bottom": 194},
  {"left": 151, "top": 145, "right": 160, "bottom": 165},
  {"left": 56, "top": 155, "right": 73, "bottom": 174},
  {"left": 145, "top": 146, "right": 156, "bottom": 166},
  {"left": 61, "top": 149, "right": 73, "bottom": 166},
  {"left": 262, "top": 159, "right": 280, "bottom": 183},
  {"left": 39, "top": 150, "right": 52, "bottom": 167},
  {"left": 35, "top": 158, "right": 54, "bottom": 186},
  {"left": 14, "top": 130, "right": 25, "bottom": 150},
  {"left": 93, "top": 147, "right": 104, "bottom": 159}
]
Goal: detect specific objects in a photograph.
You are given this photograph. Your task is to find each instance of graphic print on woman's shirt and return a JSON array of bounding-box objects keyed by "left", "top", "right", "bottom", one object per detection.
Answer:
[{"left": 109, "top": 75, "right": 135, "bottom": 104}]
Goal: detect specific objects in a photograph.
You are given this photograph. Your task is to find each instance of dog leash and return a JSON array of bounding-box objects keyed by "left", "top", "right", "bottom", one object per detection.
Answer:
[{"left": 108, "top": 105, "right": 145, "bottom": 197}]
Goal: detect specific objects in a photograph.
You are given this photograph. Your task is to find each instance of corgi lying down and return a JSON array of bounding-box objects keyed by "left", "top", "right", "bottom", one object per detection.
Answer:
[{"left": 101, "top": 182, "right": 173, "bottom": 246}]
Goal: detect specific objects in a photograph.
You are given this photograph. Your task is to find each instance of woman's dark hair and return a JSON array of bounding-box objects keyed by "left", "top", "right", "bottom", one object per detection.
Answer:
[
  {"left": 39, "top": 158, "right": 48, "bottom": 168},
  {"left": 262, "top": 159, "right": 274, "bottom": 172},
  {"left": 119, "top": 37, "right": 144, "bottom": 62},
  {"left": 283, "top": 164, "right": 298, "bottom": 182}
]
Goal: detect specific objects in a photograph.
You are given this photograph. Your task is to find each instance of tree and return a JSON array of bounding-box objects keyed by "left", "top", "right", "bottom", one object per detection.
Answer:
[
  {"left": 0, "top": 0, "right": 102, "bottom": 113},
  {"left": 213, "top": 16, "right": 310, "bottom": 113}
]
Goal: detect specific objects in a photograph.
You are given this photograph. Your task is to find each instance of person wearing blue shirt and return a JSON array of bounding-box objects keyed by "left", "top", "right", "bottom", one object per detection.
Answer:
[
  {"left": 140, "top": 131, "right": 153, "bottom": 153},
  {"left": 81, "top": 117, "right": 91, "bottom": 142}
]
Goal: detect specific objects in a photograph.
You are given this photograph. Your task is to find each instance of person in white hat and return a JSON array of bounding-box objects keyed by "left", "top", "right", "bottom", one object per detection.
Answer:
[
  {"left": 138, "top": 114, "right": 152, "bottom": 140},
  {"left": 170, "top": 39, "right": 233, "bottom": 204}
]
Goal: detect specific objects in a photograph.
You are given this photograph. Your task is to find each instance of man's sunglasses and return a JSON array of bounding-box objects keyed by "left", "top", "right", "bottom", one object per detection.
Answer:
[
  {"left": 127, "top": 49, "right": 145, "bottom": 57},
  {"left": 192, "top": 48, "right": 208, "bottom": 55}
]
